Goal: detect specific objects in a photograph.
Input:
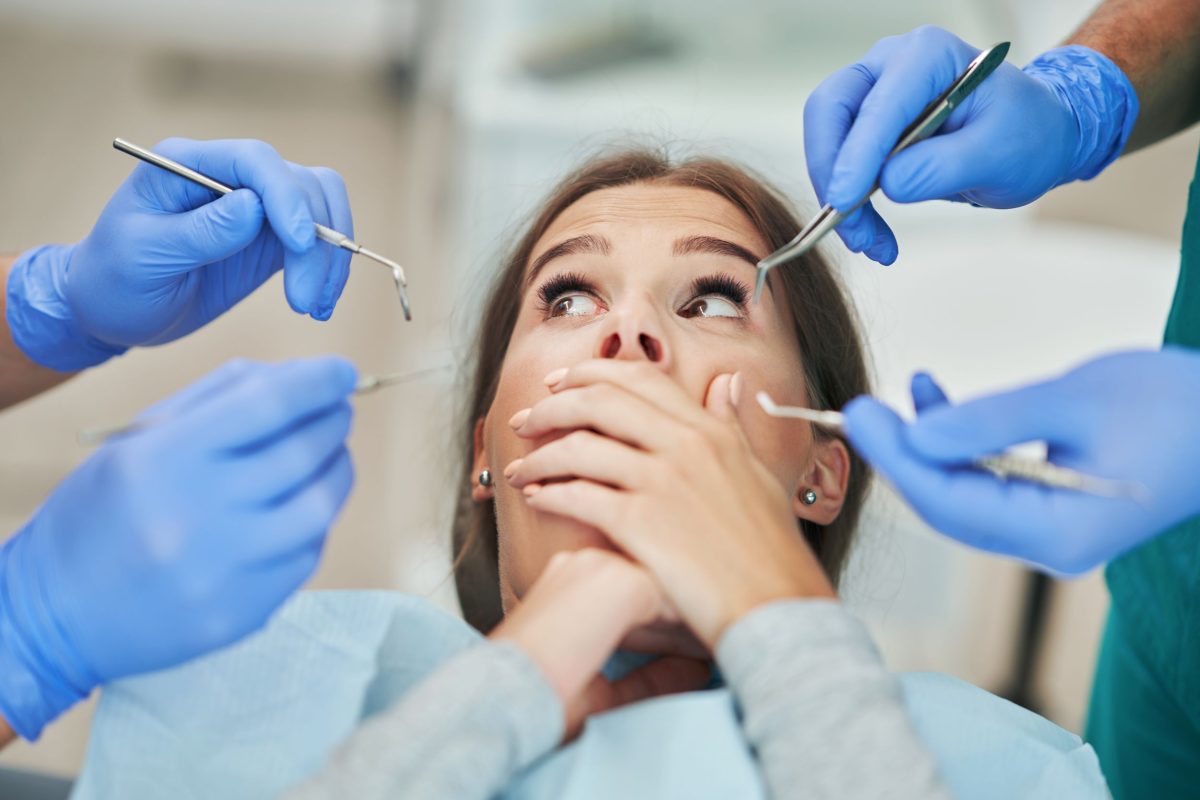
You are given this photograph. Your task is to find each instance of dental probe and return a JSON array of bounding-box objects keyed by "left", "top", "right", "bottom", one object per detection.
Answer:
[
  {"left": 78, "top": 364, "right": 451, "bottom": 446},
  {"left": 112, "top": 138, "right": 412, "bottom": 321},
  {"left": 755, "top": 391, "right": 1142, "bottom": 498}
]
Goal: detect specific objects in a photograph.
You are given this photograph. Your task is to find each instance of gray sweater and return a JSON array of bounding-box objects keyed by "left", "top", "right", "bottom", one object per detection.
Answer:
[{"left": 285, "top": 599, "right": 949, "bottom": 800}]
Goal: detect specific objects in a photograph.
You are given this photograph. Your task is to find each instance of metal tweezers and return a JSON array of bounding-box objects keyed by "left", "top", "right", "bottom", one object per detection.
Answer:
[
  {"left": 755, "top": 391, "right": 1142, "bottom": 498},
  {"left": 113, "top": 138, "right": 411, "bottom": 320},
  {"left": 754, "top": 42, "right": 1011, "bottom": 301}
]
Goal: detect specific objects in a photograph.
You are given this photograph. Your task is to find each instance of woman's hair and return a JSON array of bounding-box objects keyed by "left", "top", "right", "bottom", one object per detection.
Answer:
[{"left": 452, "top": 148, "right": 872, "bottom": 632}]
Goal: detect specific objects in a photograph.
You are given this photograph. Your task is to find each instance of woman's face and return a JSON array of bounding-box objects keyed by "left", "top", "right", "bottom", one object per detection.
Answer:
[{"left": 475, "top": 183, "right": 848, "bottom": 611}]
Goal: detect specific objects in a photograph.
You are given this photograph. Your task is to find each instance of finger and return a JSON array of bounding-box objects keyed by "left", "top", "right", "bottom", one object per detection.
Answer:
[
  {"left": 803, "top": 64, "right": 902, "bottom": 264},
  {"left": 702, "top": 372, "right": 755, "bottom": 450},
  {"left": 525, "top": 479, "right": 626, "bottom": 538},
  {"left": 904, "top": 379, "right": 1085, "bottom": 463},
  {"left": 516, "top": 382, "right": 689, "bottom": 453},
  {"left": 151, "top": 188, "right": 265, "bottom": 271},
  {"left": 310, "top": 166, "right": 354, "bottom": 318},
  {"left": 226, "top": 400, "right": 354, "bottom": 503},
  {"left": 155, "top": 138, "right": 329, "bottom": 315},
  {"left": 804, "top": 63, "right": 877, "bottom": 206},
  {"left": 826, "top": 29, "right": 977, "bottom": 211},
  {"left": 508, "top": 430, "right": 653, "bottom": 491},
  {"left": 859, "top": 203, "right": 900, "bottom": 264},
  {"left": 910, "top": 372, "right": 949, "bottom": 415},
  {"left": 879, "top": 106, "right": 1019, "bottom": 205},
  {"left": 138, "top": 358, "right": 260, "bottom": 421},
  {"left": 842, "top": 396, "right": 1100, "bottom": 568},
  {"left": 284, "top": 166, "right": 337, "bottom": 320},
  {"left": 703, "top": 372, "right": 735, "bottom": 422},
  {"left": 155, "top": 138, "right": 316, "bottom": 253},
  {"left": 259, "top": 445, "right": 355, "bottom": 555},
  {"left": 220, "top": 543, "right": 324, "bottom": 640},
  {"left": 185, "top": 356, "right": 358, "bottom": 450},
  {"left": 547, "top": 360, "right": 714, "bottom": 430}
]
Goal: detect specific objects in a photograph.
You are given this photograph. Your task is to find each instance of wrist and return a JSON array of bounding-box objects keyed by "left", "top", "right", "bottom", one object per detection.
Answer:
[
  {"left": 705, "top": 550, "right": 836, "bottom": 649},
  {"left": 0, "top": 527, "right": 96, "bottom": 740},
  {"left": 6, "top": 244, "right": 126, "bottom": 372},
  {"left": 1023, "top": 44, "right": 1139, "bottom": 185}
]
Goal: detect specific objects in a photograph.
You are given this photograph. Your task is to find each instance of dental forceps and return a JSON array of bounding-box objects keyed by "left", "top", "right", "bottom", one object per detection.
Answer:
[
  {"left": 753, "top": 41, "right": 1011, "bottom": 302},
  {"left": 113, "top": 138, "right": 412, "bottom": 320},
  {"left": 78, "top": 364, "right": 451, "bottom": 446},
  {"left": 755, "top": 391, "right": 1142, "bottom": 498}
]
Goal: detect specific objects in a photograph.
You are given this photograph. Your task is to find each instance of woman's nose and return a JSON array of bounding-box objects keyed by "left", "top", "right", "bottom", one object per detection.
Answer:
[{"left": 593, "top": 306, "right": 671, "bottom": 368}]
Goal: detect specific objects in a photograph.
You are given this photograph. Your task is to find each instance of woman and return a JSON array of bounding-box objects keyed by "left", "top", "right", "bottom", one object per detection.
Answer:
[
  {"left": 289, "top": 149, "right": 946, "bottom": 798},
  {"left": 74, "top": 149, "right": 1104, "bottom": 800}
]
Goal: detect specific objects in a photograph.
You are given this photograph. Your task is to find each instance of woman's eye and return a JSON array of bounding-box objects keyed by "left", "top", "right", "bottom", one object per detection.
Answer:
[
  {"left": 548, "top": 293, "right": 600, "bottom": 318},
  {"left": 681, "top": 295, "right": 741, "bottom": 319}
]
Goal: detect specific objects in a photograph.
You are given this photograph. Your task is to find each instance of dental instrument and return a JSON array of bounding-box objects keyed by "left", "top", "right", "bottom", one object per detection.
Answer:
[
  {"left": 755, "top": 391, "right": 1141, "bottom": 498},
  {"left": 112, "top": 138, "right": 412, "bottom": 320},
  {"left": 753, "top": 41, "right": 1011, "bottom": 301},
  {"left": 78, "top": 364, "right": 450, "bottom": 446}
]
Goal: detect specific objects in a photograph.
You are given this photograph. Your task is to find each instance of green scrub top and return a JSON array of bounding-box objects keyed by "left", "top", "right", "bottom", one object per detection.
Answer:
[{"left": 1086, "top": 145, "right": 1200, "bottom": 798}]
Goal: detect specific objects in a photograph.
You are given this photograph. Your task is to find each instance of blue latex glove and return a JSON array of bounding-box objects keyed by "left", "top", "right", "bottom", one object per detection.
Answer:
[
  {"left": 842, "top": 349, "right": 1200, "bottom": 575},
  {"left": 0, "top": 356, "right": 357, "bottom": 739},
  {"left": 5, "top": 138, "right": 355, "bottom": 371},
  {"left": 803, "top": 25, "right": 1139, "bottom": 264}
]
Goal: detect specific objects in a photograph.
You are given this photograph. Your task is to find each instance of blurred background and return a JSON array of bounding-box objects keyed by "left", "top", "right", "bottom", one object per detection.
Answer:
[{"left": 0, "top": 0, "right": 1193, "bottom": 781}]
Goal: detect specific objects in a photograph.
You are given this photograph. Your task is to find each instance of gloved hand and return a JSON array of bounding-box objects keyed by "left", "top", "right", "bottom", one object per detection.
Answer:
[
  {"left": 842, "top": 349, "right": 1200, "bottom": 575},
  {"left": 803, "top": 25, "right": 1139, "bottom": 264},
  {"left": 6, "top": 138, "right": 355, "bottom": 371},
  {"left": 0, "top": 356, "right": 357, "bottom": 740}
]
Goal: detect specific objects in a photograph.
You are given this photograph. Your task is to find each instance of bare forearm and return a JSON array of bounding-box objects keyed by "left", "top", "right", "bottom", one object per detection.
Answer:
[
  {"left": 1066, "top": 0, "right": 1200, "bottom": 151},
  {"left": 0, "top": 716, "right": 15, "bottom": 749},
  {"left": 0, "top": 255, "right": 76, "bottom": 410}
]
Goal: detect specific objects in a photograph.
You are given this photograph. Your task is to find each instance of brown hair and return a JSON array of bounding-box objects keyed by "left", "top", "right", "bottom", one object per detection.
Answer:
[{"left": 452, "top": 148, "right": 871, "bottom": 632}]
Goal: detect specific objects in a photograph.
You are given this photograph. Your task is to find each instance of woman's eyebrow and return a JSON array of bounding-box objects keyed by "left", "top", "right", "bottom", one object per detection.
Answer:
[
  {"left": 672, "top": 235, "right": 762, "bottom": 269},
  {"left": 525, "top": 234, "right": 611, "bottom": 286}
]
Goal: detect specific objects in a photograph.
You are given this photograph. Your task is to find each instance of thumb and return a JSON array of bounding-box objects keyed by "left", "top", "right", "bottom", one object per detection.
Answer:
[
  {"left": 905, "top": 379, "right": 1079, "bottom": 463},
  {"left": 165, "top": 189, "right": 265, "bottom": 269},
  {"left": 704, "top": 372, "right": 755, "bottom": 447},
  {"left": 910, "top": 371, "right": 950, "bottom": 415},
  {"left": 703, "top": 372, "right": 736, "bottom": 422},
  {"left": 879, "top": 124, "right": 998, "bottom": 205}
]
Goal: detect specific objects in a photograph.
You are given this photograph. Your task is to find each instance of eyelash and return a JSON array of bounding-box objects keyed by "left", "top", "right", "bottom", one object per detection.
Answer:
[
  {"left": 534, "top": 271, "right": 750, "bottom": 318},
  {"left": 689, "top": 274, "right": 748, "bottom": 309},
  {"left": 536, "top": 271, "right": 594, "bottom": 315}
]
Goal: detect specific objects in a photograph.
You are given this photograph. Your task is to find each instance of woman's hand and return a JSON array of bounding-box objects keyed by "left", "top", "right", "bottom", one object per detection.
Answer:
[
  {"left": 504, "top": 360, "right": 835, "bottom": 649},
  {"left": 490, "top": 548, "right": 709, "bottom": 740}
]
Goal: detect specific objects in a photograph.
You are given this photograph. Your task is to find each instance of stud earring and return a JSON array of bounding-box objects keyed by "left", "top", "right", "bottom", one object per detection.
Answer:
[
  {"left": 479, "top": 468, "right": 493, "bottom": 487},
  {"left": 801, "top": 489, "right": 817, "bottom": 506}
]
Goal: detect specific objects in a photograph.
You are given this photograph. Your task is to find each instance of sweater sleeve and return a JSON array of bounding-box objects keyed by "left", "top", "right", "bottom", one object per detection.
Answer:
[
  {"left": 715, "top": 599, "right": 951, "bottom": 800},
  {"left": 283, "top": 639, "right": 563, "bottom": 800}
]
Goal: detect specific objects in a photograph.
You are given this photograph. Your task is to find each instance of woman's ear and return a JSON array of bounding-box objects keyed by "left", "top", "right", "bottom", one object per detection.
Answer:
[
  {"left": 793, "top": 436, "right": 850, "bottom": 524},
  {"left": 471, "top": 417, "right": 494, "bottom": 501}
]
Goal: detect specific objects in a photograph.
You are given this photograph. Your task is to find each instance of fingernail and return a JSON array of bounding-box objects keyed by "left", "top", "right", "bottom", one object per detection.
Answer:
[
  {"left": 523, "top": 483, "right": 542, "bottom": 497},
  {"left": 508, "top": 408, "right": 531, "bottom": 429},
  {"left": 543, "top": 368, "right": 568, "bottom": 387},
  {"left": 503, "top": 459, "right": 523, "bottom": 479},
  {"left": 730, "top": 372, "right": 743, "bottom": 407}
]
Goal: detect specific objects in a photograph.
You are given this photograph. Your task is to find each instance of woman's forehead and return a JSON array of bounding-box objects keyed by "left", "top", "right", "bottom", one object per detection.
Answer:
[{"left": 533, "top": 183, "right": 769, "bottom": 260}]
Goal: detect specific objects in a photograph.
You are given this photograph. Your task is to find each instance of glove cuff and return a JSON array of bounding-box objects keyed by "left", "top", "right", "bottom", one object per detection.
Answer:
[
  {"left": 0, "top": 530, "right": 94, "bottom": 740},
  {"left": 6, "top": 244, "right": 127, "bottom": 372},
  {"left": 1024, "top": 45, "right": 1140, "bottom": 186}
]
